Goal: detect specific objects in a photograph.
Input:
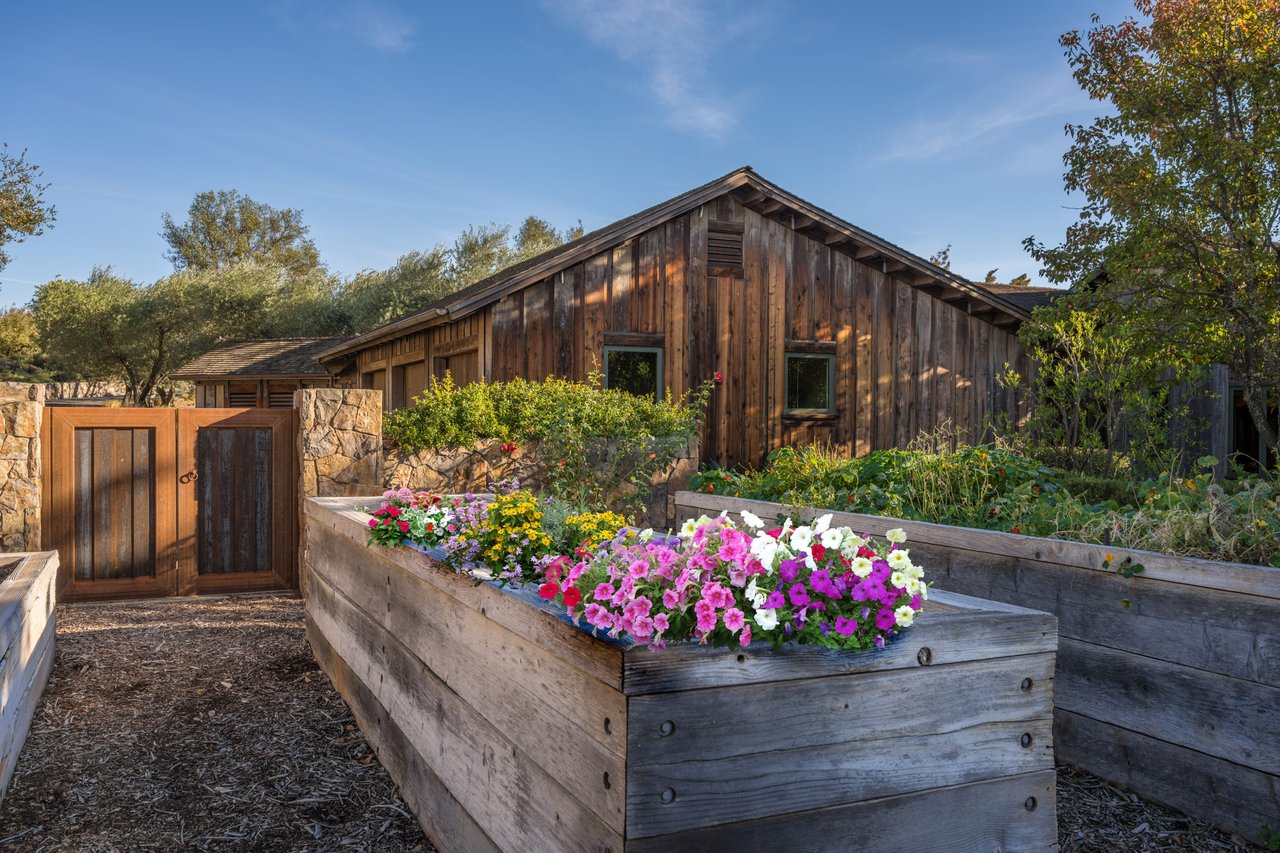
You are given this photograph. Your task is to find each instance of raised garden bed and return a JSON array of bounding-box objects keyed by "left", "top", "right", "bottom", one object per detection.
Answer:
[
  {"left": 674, "top": 490, "right": 1280, "bottom": 847},
  {"left": 0, "top": 549, "right": 59, "bottom": 801},
  {"left": 303, "top": 496, "right": 1059, "bottom": 852}
]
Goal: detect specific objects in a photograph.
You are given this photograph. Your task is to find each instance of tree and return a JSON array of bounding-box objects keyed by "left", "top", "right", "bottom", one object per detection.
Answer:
[
  {"left": 0, "top": 144, "right": 56, "bottom": 271},
  {"left": 984, "top": 268, "right": 1000, "bottom": 283},
  {"left": 1008, "top": 273, "right": 1032, "bottom": 287},
  {"left": 339, "top": 215, "right": 583, "bottom": 333},
  {"left": 161, "top": 189, "right": 320, "bottom": 275},
  {"left": 1025, "top": 0, "right": 1280, "bottom": 462},
  {"left": 0, "top": 307, "right": 39, "bottom": 362},
  {"left": 929, "top": 244, "right": 952, "bottom": 270}
]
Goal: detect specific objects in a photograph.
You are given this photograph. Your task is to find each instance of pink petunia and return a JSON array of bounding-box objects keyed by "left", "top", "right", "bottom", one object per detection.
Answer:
[
  {"left": 722, "top": 607, "right": 746, "bottom": 633},
  {"left": 593, "top": 582, "right": 615, "bottom": 602},
  {"left": 662, "top": 588, "right": 681, "bottom": 609},
  {"left": 739, "top": 624, "right": 752, "bottom": 647}
]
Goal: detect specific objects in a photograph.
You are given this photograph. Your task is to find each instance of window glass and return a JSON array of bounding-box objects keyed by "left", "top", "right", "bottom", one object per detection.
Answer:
[
  {"left": 786, "top": 354, "right": 834, "bottom": 413},
  {"left": 605, "top": 347, "right": 663, "bottom": 401}
]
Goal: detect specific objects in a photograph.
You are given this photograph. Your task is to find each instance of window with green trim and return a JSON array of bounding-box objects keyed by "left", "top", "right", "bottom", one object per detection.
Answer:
[
  {"left": 785, "top": 353, "right": 835, "bottom": 414},
  {"left": 604, "top": 346, "right": 663, "bottom": 401}
]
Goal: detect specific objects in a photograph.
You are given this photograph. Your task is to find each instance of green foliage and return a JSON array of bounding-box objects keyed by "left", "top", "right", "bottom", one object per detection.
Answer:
[
  {"left": 385, "top": 375, "right": 712, "bottom": 521},
  {"left": 0, "top": 144, "right": 56, "bottom": 271},
  {"left": 161, "top": 189, "right": 320, "bottom": 275},
  {"left": 1001, "top": 291, "right": 1184, "bottom": 479},
  {"left": 695, "top": 444, "right": 1280, "bottom": 567},
  {"left": 1026, "top": 1, "right": 1280, "bottom": 462}
]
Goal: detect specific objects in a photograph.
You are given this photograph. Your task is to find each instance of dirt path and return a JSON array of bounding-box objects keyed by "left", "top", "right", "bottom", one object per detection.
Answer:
[{"left": 0, "top": 594, "right": 432, "bottom": 852}]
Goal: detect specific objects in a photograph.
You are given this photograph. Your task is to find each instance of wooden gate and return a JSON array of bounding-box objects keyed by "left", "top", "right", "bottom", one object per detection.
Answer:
[{"left": 42, "top": 408, "right": 297, "bottom": 601}]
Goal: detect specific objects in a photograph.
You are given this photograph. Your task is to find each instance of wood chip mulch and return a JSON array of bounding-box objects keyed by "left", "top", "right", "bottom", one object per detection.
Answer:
[
  {"left": 0, "top": 594, "right": 1263, "bottom": 852},
  {"left": 0, "top": 594, "right": 433, "bottom": 852}
]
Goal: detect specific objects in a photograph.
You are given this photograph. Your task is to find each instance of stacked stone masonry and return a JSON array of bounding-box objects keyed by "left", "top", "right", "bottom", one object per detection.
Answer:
[
  {"left": 295, "top": 389, "right": 384, "bottom": 498},
  {"left": 0, "top": 384, "right": 43, "bottom": 551}
]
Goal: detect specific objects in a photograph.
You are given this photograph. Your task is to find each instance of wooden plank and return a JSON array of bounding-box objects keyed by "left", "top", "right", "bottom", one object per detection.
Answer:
[
  {"left": 74, "top": 427, "right": 92, "bottom": 580},
  {"left": 112, "top": 428, "right": 133, "bottom": 574},
  {"left": 854, "top": 263, "right": 873, "bottom": 456},
  {"left": 306, "top": 570, "right": 624, "bottom": 853},
  {"left": 306, "top": 526, "right": 628, "bottom": 826},
  {"left": 789, "top": 229, "right": 811, "bottom": 341},
  {"left": 893, "top": 282, "right": 916, "bottom": 448},
  {"left": 582, "top": 253, "right": 609, "bottom": 375},
  {"left": 554, "top": 270, "right": 575, "bottom": 378},
  {"left": 915, "top": 293, "right": 933, "bottom": 443},
  {"left": 92, "top": 429, "right": 121, "bottom": 580},
  {"left": 673, "top": 490, "right": 1280, "bottom": 600},
  {"left": 871, "top": 268, "right": 894, "bottom": 450},
  {"left": 305, "top": 498, "right": 624, "bottom": 689},
  {"left": 637, "top": 227, "right": 662, "bottom": 335},
  {"left": 662, "top": 218, "right": 688, "bottom": 396},
  {"left": 765, "top": 218, "right": 788, "bottom": 453},
  {"left": 743, "top": 210, "right": 765, "bottom": 465},
  {"left": 130, "top": 428, "right": 154, "bottom": 579},
  {"left": 0, "top": 616, "right": 55, "bottom": 799},
  {"left": 621, "top": 602, "right": 1055, "bottom": 696},
  {"left": 625, "top": 769, "right": 1057, "bottom": 853},
  {"left": 1055, "top": 637, "right": 1280, "bottom": 773},
  {"left": 833, "top": 252, "right": 854, "bottom": 455},
  {"left": 523, "top": 281, "right": 550, "bottom": 380},
  {"left": 626, "top": 713, "right": 1052, "bottom": 838},
  {"left": 629, "top": 653, "right": 1054, "bottom": 766},
  {"left": 1056, "top": 710, "right": 1277, "bottom": 847},
  {"left": 611, "top": 242, "right": 633, "bottom": 333},
  {"left": 306, "top": 617, "right": 501, "bottom": 853},
  {"left": 928, "top": 545, "right": 1280, "bottom": 687},
  {"left": 934, "top": 303, "right": 956, "bottom": 448}
]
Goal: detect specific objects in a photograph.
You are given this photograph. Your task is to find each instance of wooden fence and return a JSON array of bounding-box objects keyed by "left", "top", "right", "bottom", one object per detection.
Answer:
[
  {"left": 673, "top": 491, "right": 1280, "bottom": 846},
  {"left": 0, "top": 550, "right": 59, "bottom": 800}
]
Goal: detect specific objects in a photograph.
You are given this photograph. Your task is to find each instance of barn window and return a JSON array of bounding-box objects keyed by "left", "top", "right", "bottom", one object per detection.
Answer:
[
  {"left": 605, "top": 346, "right": 663, "bottom": 401},
  {"left": 707, "top": 220, "right": 744, "bottom": 275},
  {"left": 785, "top": 353, "right": 834, "bottom": 415},
  {"left": 433, "top": 350, "right": 479, "bottom": 387}
]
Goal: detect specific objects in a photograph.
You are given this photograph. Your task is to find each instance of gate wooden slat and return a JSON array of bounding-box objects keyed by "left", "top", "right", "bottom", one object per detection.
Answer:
[
  {"left": 131, "top": 429, "right": 153, "bottom": 578},
  {"left": 73, "top": 429, "right": 93, "bottom": 581}
]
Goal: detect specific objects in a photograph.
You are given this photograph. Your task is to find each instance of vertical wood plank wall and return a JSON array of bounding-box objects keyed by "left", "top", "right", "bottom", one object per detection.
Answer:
[{"left": 362, "top": 196, "right": 1031, "bottom": 468}]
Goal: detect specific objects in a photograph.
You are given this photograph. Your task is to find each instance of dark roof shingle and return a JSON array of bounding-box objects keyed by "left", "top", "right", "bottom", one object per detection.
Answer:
[
  {"left": 975, "top": 282, "right": 1066, "bottom": 312},
  {"left": 172, "top": 338, "right": 349, "bottom": 380}
]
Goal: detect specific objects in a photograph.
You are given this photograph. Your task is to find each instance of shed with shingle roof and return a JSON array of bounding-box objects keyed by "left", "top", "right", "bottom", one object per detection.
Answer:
[{"left": 173, "top": 337, "right": 355, "bottom": 408}]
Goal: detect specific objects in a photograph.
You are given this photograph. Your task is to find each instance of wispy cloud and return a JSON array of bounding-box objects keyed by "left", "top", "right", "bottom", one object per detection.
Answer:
[
  {"left": 876, "top": 70, "right": 1089, "bottom": 164},
  {"left": 272, "top": 0, "right": 415, "bottom": 54},
  {"left": 540, "top": 0, "right": 760, "bottom": 138}
]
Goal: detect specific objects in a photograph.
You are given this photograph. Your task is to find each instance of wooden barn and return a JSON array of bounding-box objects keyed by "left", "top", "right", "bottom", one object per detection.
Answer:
[
  {"left": 174, "top": 338, "right": 355, "bottom": 408},
  {"left": 319, "top": 168, "right": 1047, "bottom": 468}
]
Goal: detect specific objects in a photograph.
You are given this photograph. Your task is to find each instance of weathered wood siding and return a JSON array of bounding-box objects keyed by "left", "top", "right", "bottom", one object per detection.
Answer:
[
  {"left": 0, "top": 550, "right": 59, "bottom": 802},
  {"left": 370, "top": 196, "right": 1030, "bottom": 468},
  {"left": 674, "top": 490, "right": 1280, "bottom": 847},
  {"left": 304, "top": 496, "right": 1058, "bottom": 852}
]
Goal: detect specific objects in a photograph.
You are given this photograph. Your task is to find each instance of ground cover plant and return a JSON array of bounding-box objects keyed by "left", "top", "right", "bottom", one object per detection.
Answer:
[
  {"left": 383, "top": 374, "right": 714, "bottom": 521},
  {"left": 692, "top": 444, "right": 1280, "bottom": 567},
  {"left": 365, "top": 484, "right": 927, "bottom": 652}
]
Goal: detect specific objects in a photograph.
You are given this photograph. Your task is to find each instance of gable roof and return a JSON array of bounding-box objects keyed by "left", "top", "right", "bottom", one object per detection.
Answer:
[
  {"left": 974, "top": 282, "right": 1066, "bottom": 313},
  {"left": 173, "top": 338, "right": 349, "bottom": 380},
  {"left": 320, "top": 167, "right": 1035, "bottom": 361}
]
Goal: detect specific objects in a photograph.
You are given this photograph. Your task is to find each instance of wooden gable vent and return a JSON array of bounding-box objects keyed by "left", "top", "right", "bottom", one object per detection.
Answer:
[
  {"left": 708, "top": 220, "right": 745, "bottom": 275},
  {"left": 228, "top": 385, "right": 258, "bottom": 408}
]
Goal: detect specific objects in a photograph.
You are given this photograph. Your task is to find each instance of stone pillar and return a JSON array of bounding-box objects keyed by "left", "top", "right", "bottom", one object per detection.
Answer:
[
  {"left": 295, "top": 388, "right": 384, "bottom": 498},
  {"left": 0, "top": 383, "right": 43, "bottom": 552}
]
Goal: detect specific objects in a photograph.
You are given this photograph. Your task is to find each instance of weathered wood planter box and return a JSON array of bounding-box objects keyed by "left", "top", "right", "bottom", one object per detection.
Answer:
[
  {"left": 675, "top": 490, "right": 1280, "bottom": 846},
  {"left": 303, "top": 497, "right": 1058, "bottom": 852},
  {"left": 0, "top": 550, "right": 59, "bottom": 802}
]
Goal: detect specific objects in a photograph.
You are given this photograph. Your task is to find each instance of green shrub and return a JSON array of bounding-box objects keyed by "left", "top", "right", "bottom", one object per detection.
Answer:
[
  {"left": 693, "top": 446, "right": 1280, "bottom": 567},
  {"left": 385, "top": 374, "right": 714, "bottom": 522}
]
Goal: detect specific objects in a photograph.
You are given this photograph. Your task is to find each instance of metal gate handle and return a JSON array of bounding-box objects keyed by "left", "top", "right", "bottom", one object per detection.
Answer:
[{"left": 180, "top": 469, "right": 199, "bottom": 484}]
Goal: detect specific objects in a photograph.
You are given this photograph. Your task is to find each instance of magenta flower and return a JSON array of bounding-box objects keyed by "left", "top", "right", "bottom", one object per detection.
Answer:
[
  {"left": 788, "top": 583, "right": 811, "bottom": 607},
  {"left": 764, "top": 589, "right": 786, "bottom": 609},
  {"left": 874, "top": 607, "right": 896, "bottom": 630},
  {"left": 834, "top": 616, "right": 858, "bottom": 636}
]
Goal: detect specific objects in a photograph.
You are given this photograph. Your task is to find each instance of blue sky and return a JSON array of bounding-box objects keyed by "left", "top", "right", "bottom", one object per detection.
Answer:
[{"left": 1, "top": 0, "right": 1134, "bottom": 307}]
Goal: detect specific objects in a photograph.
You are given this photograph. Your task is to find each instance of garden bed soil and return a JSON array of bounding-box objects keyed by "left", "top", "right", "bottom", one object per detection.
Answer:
[{"left": 0, "top": 594, "right": 432, "bottom": 852}]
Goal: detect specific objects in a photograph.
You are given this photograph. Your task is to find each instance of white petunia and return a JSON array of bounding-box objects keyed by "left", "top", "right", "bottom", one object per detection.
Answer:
[
  {"left": 851, "top": 556, "right": 874, "bottom": 578},
  {"left": 886, "top": 527, "right": 908, "bottom": 544},
  {"left": 739, "top": 510, "right": 764, "bottom": 529},
  {"left": 754, "top": 608, "right": 779, "bottom": 631},
  {"left": 789, "top": 525, "right": 814, "bottom": 552},
  {"left": 679, "top": 518, "right": 699, "bottom": 538},
  {"left": 812, "top": 513, "right": 833, "bottom": 534},
  {"left": 886, "top": 549, "right": 912, "bottom": 570},
  {"left": 894, "top": 605, "right": 916, "bottom": 627},
  {"left": 904, "top": 578, "right": 921, "bottom": 595},
  {"left": 745, "top": 578, "right": 767, "bottom": 609},
  {"left": 750, "top": 534, "right": 780, "bottom": 573},
  {"left": 905, "top": 564, "right": 924, "bottom": 581},
  {"left": 919, "top": 583, "right": 929, "bottom": 600},
  {"left": 890, "top": 570, "right": 908, "bottom": 589},
  {"left": 819, "top": 527, "right": 843, "bottom": 550},
  {"left": 638, "top": 528, "right": 654, "bottom": 542}
]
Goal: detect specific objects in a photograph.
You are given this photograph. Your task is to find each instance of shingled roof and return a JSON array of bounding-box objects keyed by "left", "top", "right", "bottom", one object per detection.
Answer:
[
  {"left": 319, "top": 166, "right": 1037, "bottom": 361},
  {"left": 975, "top": 282, "right": 1067, "bottom": 313},
  {"left": 173, "top": 338, "right": 349, "bottom": 380}
]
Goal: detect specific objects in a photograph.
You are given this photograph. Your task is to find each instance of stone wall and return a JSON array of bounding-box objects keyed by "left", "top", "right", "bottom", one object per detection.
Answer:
[
  {"left": 295, "top": 389, "right": 384, "bottom": 498},
  {"left": 0, "top": 384, "right": 43, "bottom": 551}
]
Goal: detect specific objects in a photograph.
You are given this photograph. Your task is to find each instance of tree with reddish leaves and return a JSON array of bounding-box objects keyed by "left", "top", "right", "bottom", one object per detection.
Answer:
[{"left": 1026, "top": 1, "right": 1280, "bottom": 465}]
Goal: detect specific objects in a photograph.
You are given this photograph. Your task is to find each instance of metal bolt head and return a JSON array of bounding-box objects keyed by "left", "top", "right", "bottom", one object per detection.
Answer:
[
  {"left": 1024, "top": 796, "right": 1037, "bottom": 812},
  {"left": 1021, "top": 677, "right": 1034, "bottom": 692},
  {"left": 1020, "top": 732, "right": 1033, "bottom": 748},
  {"left": 660, "top": 788, "right": 676, "bottom": 804},
  {"left": 659, "top": 720, "right": 675, "bottom": 737}
]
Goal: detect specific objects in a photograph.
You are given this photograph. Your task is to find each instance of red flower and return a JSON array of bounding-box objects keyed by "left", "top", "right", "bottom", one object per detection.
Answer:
[
  {"left": 367, "top": 519, "right": 378, "bottom": 528},
  {"left": 707, "top": 484, "right": 715, "bottom": 493},
  {"left": 562, "top": 586, "right": 582, "bottom": 608},
  {"left": 386, "top": 506, "right": 401, "bottom": 518},
  {"left": 714, "top": 371, "right": 724, "bottom": 384},
  {"left": 539, "top": 581, "right": 560, "bottom": 600},
  {"left": 766, "top": 528, "right": 783, "bottom": 539},
  {"left": 810, "top": 543, "right": 826, "bottom": 561},
  {"left": 398, "top": 521, "right": 410, "bottom": 533}
]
